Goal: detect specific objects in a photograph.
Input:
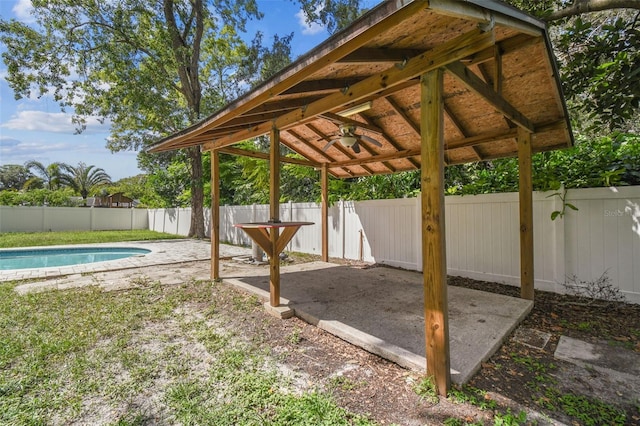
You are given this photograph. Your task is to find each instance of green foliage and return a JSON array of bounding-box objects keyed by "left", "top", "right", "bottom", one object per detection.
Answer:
[
  {"left": 540, "top": 388, "right": 626, "bottom": 425},
  {"left": 0, "top": 0, "right": 288, "bottom": 237},
  {"left": 557, "top": 14, "right": 640, "bottom": 132},
  {"left": 297, "top": 0, "right": 365, "bottom": 34},
  {"left": 446, "top": 133, "right": 640, "bottom": 195},
  {"left": 24, "top": 160, "right": 65, "bottom": 190},
  {"left": 0, "top": 164, "right": 33, "bottom": 191},
  {"left": 414, "top": 376, "right": 439, "bottom": 403},
  {"left": 505, "top": 1, "right": 640, "bottom": 132},
  {"left": 58, "top": 162, "right": 112, "bottom": 202},
  {"left": 448, "top": 385, "right": 498, "bottom": 411},
  {"left": 0, "top": 230, "right": 182, "bottom": 248},
  {"left": 493, "top": 409, "right": 528, "bottom": 426},
  {"left": 547, "top": 187, "right": 578, "bottom": 220},
  {"left": 0, "top": 187, "right": 77, "bottom": 207}
]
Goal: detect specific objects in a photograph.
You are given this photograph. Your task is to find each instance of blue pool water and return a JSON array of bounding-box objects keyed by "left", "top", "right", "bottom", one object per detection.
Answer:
[{"left": 0, "top": 247, "right": 151, "bottom": 270}]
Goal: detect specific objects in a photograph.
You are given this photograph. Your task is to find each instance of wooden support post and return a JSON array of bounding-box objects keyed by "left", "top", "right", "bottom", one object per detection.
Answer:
[
  {"left": 420, "top": 68, "right": 450, "bottom": 395},
  {"left": 517, "top": 127, "right": 534, "bottom": 300},
  {"left": 211, "top": 150, "right": 220, "bottom": 280},
  {"left": 269, "top": 127, "right": 281, "bottom": 307},
  {"left": 321, "top": 163, "right": 329, "bottom": 262}
]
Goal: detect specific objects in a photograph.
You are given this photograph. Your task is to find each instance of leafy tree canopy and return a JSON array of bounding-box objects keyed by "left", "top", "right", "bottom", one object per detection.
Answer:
[
  {"left": 0, "top": 164, "right": 33, "bottom": 191},
  {"left": 506, "top": 0, "right": 640, "bottom": 133},
  {"left": 59, "top": 162, "right": 112, "bottom": 202},
  {"left": 0, "top": 0, "right": 274, "bottom": 237}
]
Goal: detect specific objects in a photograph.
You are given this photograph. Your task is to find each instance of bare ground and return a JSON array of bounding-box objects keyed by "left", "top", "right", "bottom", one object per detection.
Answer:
[
  {"left": 13, "top": 256, "right": 640, "bottom": 425},
  {"left": 205, "top": 256, "right": 640, "bottom": 425}
]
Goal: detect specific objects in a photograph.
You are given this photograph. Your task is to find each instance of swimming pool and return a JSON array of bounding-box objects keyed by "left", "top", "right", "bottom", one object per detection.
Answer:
[{"left": 0, "top": 247, "right": 151, "bottom": 270}]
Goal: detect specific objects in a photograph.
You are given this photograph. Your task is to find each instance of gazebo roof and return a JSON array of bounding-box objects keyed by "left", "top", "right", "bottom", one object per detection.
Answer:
[{"left": 150, "top": 0, "right": 573, "bottom": 178}]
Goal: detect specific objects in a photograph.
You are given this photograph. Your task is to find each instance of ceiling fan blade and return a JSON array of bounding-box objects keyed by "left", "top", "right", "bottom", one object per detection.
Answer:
[
  {"left": 323, "top": 139, "right": 339, "bottom": 152},
  {"left": 360, "top": 134, "right": 382, "bottom": 147},
  {"left": 352, "top": 141, "right": 361, "bottom": 153}
]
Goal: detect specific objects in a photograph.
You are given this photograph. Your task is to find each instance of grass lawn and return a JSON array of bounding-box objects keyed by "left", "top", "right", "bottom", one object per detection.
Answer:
[
  {"left": 0, "top": 277, "right": 372, "bottom": 425},
  {"left": 0, "top": 230, "right": 184, "bottom": 248}
]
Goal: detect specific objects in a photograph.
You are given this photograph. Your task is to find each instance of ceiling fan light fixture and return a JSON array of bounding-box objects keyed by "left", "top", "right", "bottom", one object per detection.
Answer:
[
  {"left": 340, "top": 136, "right": 358, "bottom": 147},
  {"left": 337, "top": 101, "right": 372, "bottom": 117}
]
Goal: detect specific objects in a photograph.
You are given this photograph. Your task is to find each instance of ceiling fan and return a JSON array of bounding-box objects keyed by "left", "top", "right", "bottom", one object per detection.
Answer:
[{"left": 322, "top": 123, "right": 382, "bottom": 154}]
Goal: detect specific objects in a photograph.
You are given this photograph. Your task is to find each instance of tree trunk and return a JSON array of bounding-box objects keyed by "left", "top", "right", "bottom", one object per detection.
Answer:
[
  {"left": 187, "top": 146, "right": 206, "bottom": 238},
  {"left": 164, "top": 0, "right": 206, "bottom": 239}
]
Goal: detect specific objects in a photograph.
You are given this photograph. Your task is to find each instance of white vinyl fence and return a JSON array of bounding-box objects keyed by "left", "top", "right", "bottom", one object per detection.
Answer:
[
  {"left": 149, "top": 186, "right": 640, "bottom": 304},
  {"left": 0, "top": 206, "right": 148, "bottom": 232},
  {"left": 3, "top": 186, "right": 637, "bottom": 303}
]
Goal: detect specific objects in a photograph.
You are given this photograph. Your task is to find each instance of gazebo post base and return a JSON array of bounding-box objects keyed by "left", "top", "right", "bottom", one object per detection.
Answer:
[{"left": 263, "top": 302, "right": 295, "bottom": 319}]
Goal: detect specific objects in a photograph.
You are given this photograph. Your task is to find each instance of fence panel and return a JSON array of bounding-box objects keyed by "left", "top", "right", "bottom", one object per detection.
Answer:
[
  {"left": 1, "top": 206, "right": 47, "bottom": 232},
  {"left": 4, "top": 186, "right": 639, "bottom": 303},
  {"left": 1, "top": 206, "right": 148, "bottom": 233},
  {"left": 563, "top": 187, "right": 640, "bottom": 303}
]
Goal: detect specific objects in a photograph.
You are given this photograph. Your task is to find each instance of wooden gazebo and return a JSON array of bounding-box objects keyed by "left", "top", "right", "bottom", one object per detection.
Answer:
[{"left": 150, "top": 0, "right": 573, "bottom": 394}]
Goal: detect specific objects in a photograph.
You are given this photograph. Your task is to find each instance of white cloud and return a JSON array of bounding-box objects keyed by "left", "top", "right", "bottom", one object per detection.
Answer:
[
  {"left": 12, "top": 0, "right": 35, "bottom": 23},
  {"left": 0, "top": 137, "right": 80, "bottom": 166},
  {"left": 0, "top": 136, "right": 21, "bottom": 148},
  {"left": 295, "top": 9, "right": 325, "bottom": 36},
  {"left": 1, "top": 110, "right": 110, "bottom": 134},
  {"left": 0, "top": 134, "right": 140, "bottom": 180}
]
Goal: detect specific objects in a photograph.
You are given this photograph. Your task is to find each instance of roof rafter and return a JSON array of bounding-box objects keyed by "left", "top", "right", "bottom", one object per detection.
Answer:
[
  {"left": 281, "top": 79, "right": 361, "bottom": 96},
  {"left": 329, "top": 148, "right": 421, "bottom": 168},
  {"left": 445, "top": 60, "right": 534, "bottom": 132},
  {"left": 207, "top": 28, "right": 496, "bottom": 150},
  {"left": 443, "top": 104, "right": 483, "bottom": 161},
  {"left": 337, "top": 47, "right": 425, "bottom": 63},
  {"left": 383, "top": 97, "right": 423, "bottom": 169},
  {"left": 240, "top": 96, "right": 325, "bottom": 116},
  {"left": 218, "top": 147, "right": 318, "bottom": 167},
  {"left": 462, "top": 33, "right": 537, "bottom": 66}
]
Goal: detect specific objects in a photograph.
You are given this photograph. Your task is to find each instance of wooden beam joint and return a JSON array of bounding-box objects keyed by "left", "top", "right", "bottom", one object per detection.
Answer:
[{"left": 445, "top": 61, "right": 534, "bottom": 132}]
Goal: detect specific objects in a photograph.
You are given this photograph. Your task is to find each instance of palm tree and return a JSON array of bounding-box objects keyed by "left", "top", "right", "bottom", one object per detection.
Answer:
[
  {"left": 59, "top": 162, "right": 112, "bottom": 205},
  {"left": 24, "top": 160, "right": 65, "bottom": 190}
]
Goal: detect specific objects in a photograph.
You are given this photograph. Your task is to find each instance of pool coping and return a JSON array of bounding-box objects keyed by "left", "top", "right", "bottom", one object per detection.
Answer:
[{"left": 0, "top": 239, "right": 251, "bottom": 282}]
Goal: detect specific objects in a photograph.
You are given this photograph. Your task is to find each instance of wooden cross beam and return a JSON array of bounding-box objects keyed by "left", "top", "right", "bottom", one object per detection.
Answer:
[
  {"left": 206, "top": 28, "right": 495, "bottom": 150},
  {"left": 445, "top": 61, "right": 534, "bottom": 132}
]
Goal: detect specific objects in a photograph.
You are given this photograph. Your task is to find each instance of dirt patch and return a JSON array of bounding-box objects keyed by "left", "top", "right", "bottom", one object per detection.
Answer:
[
  {"left": 217, "top": 257, "right": 640, "bottom": 424},
  {"left": 19, "top": 255, "right": 639, "bottom": 424},
  {"left": 451, "top": 276, "right": 640, "bottom": 425}
]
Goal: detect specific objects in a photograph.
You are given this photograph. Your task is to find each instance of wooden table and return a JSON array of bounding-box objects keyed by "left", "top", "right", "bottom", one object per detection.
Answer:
[{"left": 234, "top": 221, "right": 313, "bottom": 307}]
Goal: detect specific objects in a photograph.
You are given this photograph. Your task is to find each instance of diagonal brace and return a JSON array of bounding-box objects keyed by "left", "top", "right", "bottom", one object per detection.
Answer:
[{"left": 445, "top": 61, "right": 534, "bottom": 132}]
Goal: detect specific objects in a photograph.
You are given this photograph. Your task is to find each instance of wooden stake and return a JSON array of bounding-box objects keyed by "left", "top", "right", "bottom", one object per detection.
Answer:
[
  {"left": 420, "top": 68, "right": 451, "bottom": 395},
  {"left": 211, "top": 150, "right": 220, "bottom": 280},
  {"left": 269, "top": 127, "right": 281, "bottom": 307},
  {"left": 518, "top": 127, "right": 534, "bottom": 300},
  {"left": 321, "top": 163, "right": 329, "bottom": 262}
]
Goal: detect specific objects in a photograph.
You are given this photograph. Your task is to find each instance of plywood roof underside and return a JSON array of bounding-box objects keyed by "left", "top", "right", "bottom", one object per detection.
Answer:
[{"left": 150, "top": 0, "right": 573, "bottom": 179}]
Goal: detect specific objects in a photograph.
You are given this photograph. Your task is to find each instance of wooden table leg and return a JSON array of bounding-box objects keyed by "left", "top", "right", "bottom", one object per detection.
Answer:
[{"left": 269, "top": 227, "right": 280, "bottom": 307}]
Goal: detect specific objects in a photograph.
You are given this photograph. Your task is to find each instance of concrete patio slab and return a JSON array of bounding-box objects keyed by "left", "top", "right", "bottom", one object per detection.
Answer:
[{"left": 224, "top": 261, "right": 533, "bottom": 385}]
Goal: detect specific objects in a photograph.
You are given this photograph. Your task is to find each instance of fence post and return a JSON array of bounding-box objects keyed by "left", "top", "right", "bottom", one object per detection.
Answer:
[
  {"left": 340, "top": 200, "right": 346, "bottom": 259},
  {"left": 416, "top": 195, "right": 423, "bottom": 271},
  {"left": 553, "top": 185, "right": 566, "bottom": 290},
  {"left": 288, "top": 200, "right": 294, "bottom": 252}
]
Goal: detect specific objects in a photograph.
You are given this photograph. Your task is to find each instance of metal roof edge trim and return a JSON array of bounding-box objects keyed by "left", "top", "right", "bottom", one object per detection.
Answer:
[{"left": 429, "top": 0, "right": 545, "bottom": 36}]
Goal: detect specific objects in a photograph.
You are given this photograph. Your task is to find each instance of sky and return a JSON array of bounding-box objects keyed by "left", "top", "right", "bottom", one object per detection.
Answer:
[{"left": 0, "top": 0, "right": 372, "bottom": 181}]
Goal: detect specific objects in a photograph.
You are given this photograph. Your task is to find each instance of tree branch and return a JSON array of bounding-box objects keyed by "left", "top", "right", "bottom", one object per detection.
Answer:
[{"left": 547, "top": 0, "right": 640, "bottom": 21}]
